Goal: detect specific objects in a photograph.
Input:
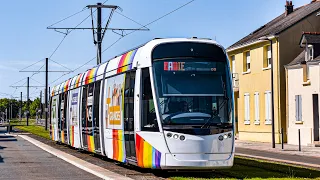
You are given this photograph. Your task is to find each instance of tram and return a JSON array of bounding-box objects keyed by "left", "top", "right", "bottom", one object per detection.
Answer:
[{"left": 50, "top": 37, "right": 235, "bottom": 169}]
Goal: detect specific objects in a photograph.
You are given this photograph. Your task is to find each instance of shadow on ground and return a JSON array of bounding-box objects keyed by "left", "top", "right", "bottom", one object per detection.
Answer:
[{"left": 159, "top": 158, "right": 320, "bottom": 179}]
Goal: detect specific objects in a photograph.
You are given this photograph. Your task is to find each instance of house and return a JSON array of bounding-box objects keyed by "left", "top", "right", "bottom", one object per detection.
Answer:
[
  {"left": 227, "top": 0, "right": 320, "bottom": 143},
  {"left": 285, "top": 32, "right": 320, "bottom": 146}
]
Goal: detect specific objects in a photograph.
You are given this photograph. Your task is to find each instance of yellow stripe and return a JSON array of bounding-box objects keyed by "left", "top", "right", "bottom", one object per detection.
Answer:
[{"left": 143, "top": 141, "right": 152, "bottom": 168}]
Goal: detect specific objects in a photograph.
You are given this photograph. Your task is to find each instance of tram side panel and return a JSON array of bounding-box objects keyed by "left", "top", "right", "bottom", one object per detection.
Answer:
[
  {"left": 103, "top": 74, "right": 126, "bottom": 162},
  {"left": 68, "top": 88, "right": 81, "bottom": 148},
  {"left": 50, "top": 96, "right": 59, "bottom": 141}
]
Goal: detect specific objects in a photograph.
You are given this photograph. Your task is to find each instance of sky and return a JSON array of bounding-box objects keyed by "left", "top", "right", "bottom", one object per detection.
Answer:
[{"left": 0, "top": 0, "right": 312, "bottom": 100}]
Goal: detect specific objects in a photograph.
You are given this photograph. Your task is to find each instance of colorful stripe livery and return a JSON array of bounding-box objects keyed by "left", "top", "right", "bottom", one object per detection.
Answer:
[
  {"left": 61, "top": 131, "right": 65, "bottom": 143},
  {"left": 117, "top": 49, "right": 138, "bottom": 74},
  {"left": 136, "top": 134, "right": 161, "bottom": 168},
  {"left": 63, "top": 79, "right": 71, "bottom": 92},
  {"left": 69, "top": 126, "right": 74, "bottom": 146},
  {"left": 51, "top": 86, "right": 55, "bottom": 96},
  {"left": 84, "top": 67, "right": 98, "bottom": 85},
  {"left": 75, "top": 73, "right": 83, "bottom": 88},
  {"left": 112, "top": 129, "right": 126, "bottom": 162},
  {"left": 87, "top": 135, "right": 95, "bottom": 152},
  {"left": 51, "top": 125, "right": 55, "bottom": 140}
]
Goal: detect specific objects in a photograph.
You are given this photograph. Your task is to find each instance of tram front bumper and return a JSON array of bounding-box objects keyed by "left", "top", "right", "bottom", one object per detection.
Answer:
[{"left": 163, "top": 152, "right": 234, "bottom": 169}]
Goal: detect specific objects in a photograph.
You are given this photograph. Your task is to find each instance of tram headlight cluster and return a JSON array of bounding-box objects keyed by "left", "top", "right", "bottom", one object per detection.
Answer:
[
  {"left": 166, "top": 133, "right": 186, "bottom": 141},
  {"left": 219, "top": 133, "right": 233, "bottom": 141}
]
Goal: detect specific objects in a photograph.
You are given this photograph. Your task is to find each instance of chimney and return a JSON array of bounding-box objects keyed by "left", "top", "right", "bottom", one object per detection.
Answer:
[{"left": 285, "top": 1, "right": 294, "bottom": 16}]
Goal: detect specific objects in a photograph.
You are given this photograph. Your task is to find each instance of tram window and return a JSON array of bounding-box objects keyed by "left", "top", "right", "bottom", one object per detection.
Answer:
[
  {"left": 63, "top": 93, "right": 68, "bottom": 130},
  {"left": 141, "top": 68, "right": 159, "bottom": 132},
  {"left": 58, "top": 94, "right": 62, "bottom": 130},
  {"left": 124, "top": 71, "right": 135, "bottom": 131},
  {"left": 93, "top": 81, "right": 101, "bottom": 128},
  {"left": 82, "top": 86, "right": 87, "bottom": 128},
  {"left": 87, "top": 84, "right": 94, "bottom": 128}
]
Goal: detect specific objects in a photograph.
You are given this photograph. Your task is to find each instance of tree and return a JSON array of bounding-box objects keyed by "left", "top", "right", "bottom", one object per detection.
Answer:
[{"left": 30, "top": 98, "right": 40, "bottom": 117}]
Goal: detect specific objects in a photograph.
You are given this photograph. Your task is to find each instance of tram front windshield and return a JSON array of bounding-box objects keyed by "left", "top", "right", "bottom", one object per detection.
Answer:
[{"left": 153, "top": 60, "right": 232, "bottom": 131}]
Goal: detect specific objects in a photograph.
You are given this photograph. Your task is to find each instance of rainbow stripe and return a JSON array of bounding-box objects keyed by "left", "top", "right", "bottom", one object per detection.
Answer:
[
  {"left": 75, "top": 73, "right": 83, "bottom": 88},
  {"left": 51, "top": 86, "right": 55, "bottom": 96},
  {"left": 136, "top": 134, "right": 161, "bottom": 168},
  {"left": 84, "top": 67, "right": 98, "bottom": 85},
  {"left": 63, "top": 79, "right": 71, "bottom": 92},
  {"left": 117, "top": 49, "right": 138, "bottom": 74},
  {"left": 69, "top": 126, "right": 74, "bottom": 146},
  {"left": 87, "top": 135, "right": 95, "bottom": 152},
  {"left": 112, "top": 129, "right": 126, "bottom": 162},
  {"left": 61, "top": 131, "right": 65, "bottom": 143},
  {"left": 51, "top": 125, "right": 55, "bottom": 141}
]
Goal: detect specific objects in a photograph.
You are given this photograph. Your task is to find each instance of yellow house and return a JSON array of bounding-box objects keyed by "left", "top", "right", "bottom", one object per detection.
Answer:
[{"left": 227, "top": 1, "right": 320, "bottom": 143}]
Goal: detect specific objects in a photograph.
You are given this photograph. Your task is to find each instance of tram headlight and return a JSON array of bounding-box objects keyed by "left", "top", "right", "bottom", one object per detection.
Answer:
[
  {"left": 173, "top": 134, "right": 179, "bottom": 139},
  {"left": 223, "top": 134, "right": 228, "bottom": 139},
  {"left": 228, "top": 133, "right": 232, "bottom": 138},
  {"left": 218, "top": 135, "right": 224, "bottom": 141},
  {"left": 179, "top": 135, "right": 185, "bottom": 141},
  {"left": 167, "top": 133, "right": 172, "bottom": 138}
]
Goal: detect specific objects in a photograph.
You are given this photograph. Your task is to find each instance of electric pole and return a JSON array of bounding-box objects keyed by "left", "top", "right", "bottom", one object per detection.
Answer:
[
  {"left": 27, "top": 77, "right": 29, "bottom": 126},
  {"left": 47, "top": 3, "right": 149, "bottom": 65},
  {"left": 45, "top": 58, "right": 48, "bottom": 130},
  {"left": 97, "top": 2, "right": 102, "bottom": 65},
  {"left": 20, "top": 92, "right": 22, "bottom": 121},
  {"left": 10, "top": 102, "right": 12, "bottom": 119},
  {"left": 40, "top": 90, "right": 42, "bottom": 119}
]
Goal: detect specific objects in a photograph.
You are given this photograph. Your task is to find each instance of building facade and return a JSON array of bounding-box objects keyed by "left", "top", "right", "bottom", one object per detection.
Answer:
[
  {"left": 286, "top": 32, "right": 320, "bottom": 146},
  {"left": 227, "top": 1, "right": 320, "bottom": 143}
]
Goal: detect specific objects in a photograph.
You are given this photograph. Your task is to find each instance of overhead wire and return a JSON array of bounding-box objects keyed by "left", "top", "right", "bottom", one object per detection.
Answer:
[
  {"left": 50, "top": 0, "right": 193, "bottom": 86},
  {"left": 49, "top": 59, "right": 73, "bottom": 71}
]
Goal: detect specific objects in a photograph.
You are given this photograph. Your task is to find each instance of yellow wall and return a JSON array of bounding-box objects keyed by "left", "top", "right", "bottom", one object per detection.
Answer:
[
  {"left": 227, "top": 10, "right": 320, "bottom": 143},
  {"left": 228, "top": 40, "right": 282, "bottom": 143}
]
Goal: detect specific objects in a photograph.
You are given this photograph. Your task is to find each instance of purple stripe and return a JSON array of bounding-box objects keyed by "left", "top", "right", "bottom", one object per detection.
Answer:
[
  {"left": 128, "top": 49, "right": 138, "bottom": 70},
  {"left": 155, "top": 150, "right": 161, "bottom": 168}
]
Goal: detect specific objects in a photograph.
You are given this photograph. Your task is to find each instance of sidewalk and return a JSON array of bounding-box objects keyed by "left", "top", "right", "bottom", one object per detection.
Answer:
[{"left": 235, "top": 140, "right": 320, "bottom": 169}]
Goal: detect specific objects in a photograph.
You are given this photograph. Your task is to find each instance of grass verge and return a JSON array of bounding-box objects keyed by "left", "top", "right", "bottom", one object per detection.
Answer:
[
  {"left": 170, "top": 157, "right": 320, "bottom": 180},
  {"left": 9, "top": 118, "right": 50, "bottom": 140}
]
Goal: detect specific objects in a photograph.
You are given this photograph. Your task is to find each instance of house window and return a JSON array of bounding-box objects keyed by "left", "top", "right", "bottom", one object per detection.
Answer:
[
  {"left": 265, "top": 91, "right": 271, "bottom": 124},
  {"left": 254, "top": 92, "right": 260, "bottom": 124},
  {"left": 244, "top": 93, "right": 250, "bottom": 124},
  {"left": 306, "top": 45, "right": 314, "bottom": 61},
  {"left": 231, "top": 56, "right": 236, "bottom": 74},
  {"left": 263, "top": 46, "right": 271, "bottom": 68},
  {"left": 243, "top": 51, "right": 250, "bottom": 73},
  {"left": 295, "top": 95, "right": 302, "bottom": 121}
]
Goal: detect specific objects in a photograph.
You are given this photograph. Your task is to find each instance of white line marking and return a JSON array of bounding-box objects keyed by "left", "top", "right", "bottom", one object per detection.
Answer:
[{"left": 19, "top": 135, "right": 133, "bottom": 180}]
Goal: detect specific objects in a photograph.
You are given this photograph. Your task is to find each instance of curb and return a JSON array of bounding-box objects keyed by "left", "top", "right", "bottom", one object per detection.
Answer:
[
  {"left": 236, "top": 153, "right": 320, "bottom": 170},
  {"left": 19, "top": 135, "right": 133, "bottom": 180}
]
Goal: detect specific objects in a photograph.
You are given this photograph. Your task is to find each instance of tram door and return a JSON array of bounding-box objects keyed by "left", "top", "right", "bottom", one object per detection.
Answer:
[
  {"left": 61, "top": 93, "right": 68, "bottom": 144},
  {"left": 81, "top": 83, "right": 101, "bottom": 153},
  {"left": 124, "top": 71, "right": 136, "bottom": 160},
  {"left": 93, "top": 81, "right": 101, "bottom": 153}
]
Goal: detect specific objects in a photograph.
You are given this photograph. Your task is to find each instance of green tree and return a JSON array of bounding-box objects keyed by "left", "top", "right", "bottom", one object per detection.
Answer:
[{"left": 30, "top": 98, "right": 40, "bottom": 117}]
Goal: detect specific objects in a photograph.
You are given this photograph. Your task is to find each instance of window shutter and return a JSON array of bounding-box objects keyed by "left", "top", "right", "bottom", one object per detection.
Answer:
[
  {"left": 255, "top": 93, "right": 259, "bottom": 121},
  {"left": 246, "top": 52, "right": 250, "bottom": 63},
  {"left": 298, "top": 95, "right": 302, "bottom": 121},
  {"left": 267, "top": 46, "right": 271, "bottom": 59},
  {"left": 295, "top": 95, "right": 298, "bottom": 121}
]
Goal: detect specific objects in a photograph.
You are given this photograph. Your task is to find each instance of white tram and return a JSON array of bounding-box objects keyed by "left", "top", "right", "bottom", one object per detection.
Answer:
[{"left": 50, "top": 38, "right": 234, "bottom": 169}]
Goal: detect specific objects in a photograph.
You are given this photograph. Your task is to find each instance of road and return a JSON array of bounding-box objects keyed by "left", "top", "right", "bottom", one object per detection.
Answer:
[{"left": 0, "top": 127, "right": 100, "bottom": 180}]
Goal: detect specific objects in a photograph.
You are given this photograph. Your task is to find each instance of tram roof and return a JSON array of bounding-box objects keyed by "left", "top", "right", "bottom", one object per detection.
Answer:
[{"left": 51, "top": 38, "right": 223, "bottom": 96}]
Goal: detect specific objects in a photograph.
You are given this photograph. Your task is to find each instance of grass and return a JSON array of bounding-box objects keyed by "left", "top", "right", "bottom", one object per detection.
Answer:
[
  {"left": 9, "top": 118, "right": 50, "bottom": 139},
  {"left": 169, "top": 157, "right": 320, "bottom": 180}
]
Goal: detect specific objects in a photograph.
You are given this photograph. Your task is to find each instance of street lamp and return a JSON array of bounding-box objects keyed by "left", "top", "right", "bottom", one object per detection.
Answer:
[{"left": 259, "top": 36, "right": 275, "bottom": 148}]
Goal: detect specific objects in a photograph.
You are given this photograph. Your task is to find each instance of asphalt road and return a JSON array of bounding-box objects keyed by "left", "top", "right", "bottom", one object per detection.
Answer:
[
  {"left": 236, "top": 147, "right": 320, "bottom": 167},
  {"left": 0, "top": 127, "right": 101, "bottom": 180}
]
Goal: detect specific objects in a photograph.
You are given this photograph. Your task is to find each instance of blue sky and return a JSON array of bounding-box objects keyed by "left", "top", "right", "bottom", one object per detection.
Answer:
[{"left": 0, "top": 0, "right": 312, "bottom": 100}]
